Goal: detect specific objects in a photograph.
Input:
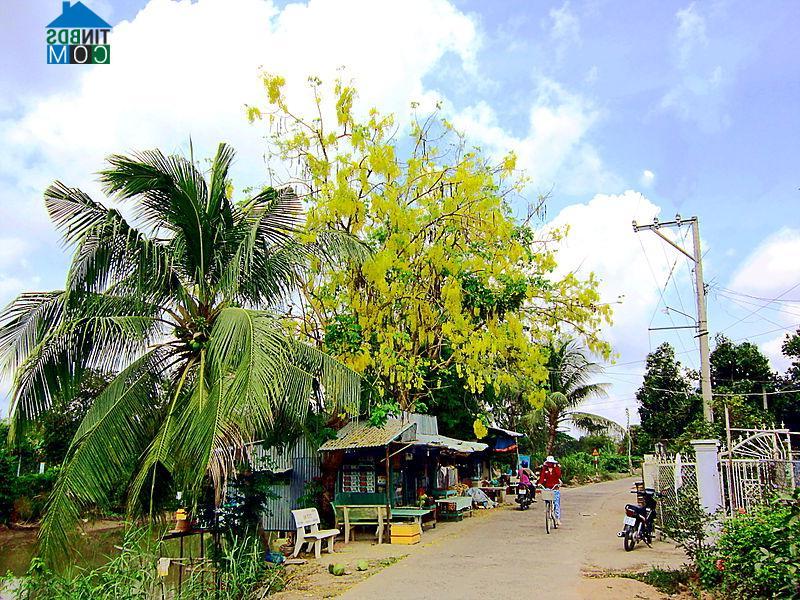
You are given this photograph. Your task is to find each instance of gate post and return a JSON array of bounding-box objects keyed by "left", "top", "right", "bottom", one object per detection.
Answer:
[
  {"left": 642, "top": 454, "right": 656, "bottom": 488},
  {"left": 692, "top": 439, "right": 722, "bottom": 514}
]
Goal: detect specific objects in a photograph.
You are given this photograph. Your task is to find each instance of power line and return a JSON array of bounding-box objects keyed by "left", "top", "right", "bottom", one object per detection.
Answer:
[
  {"left": 715, "top": 286, "right": 800, "bottom": 304},
  {"left": 715, "top": 292, "right": 793, "bottom": 330},
  {"left": 713, "top": 289, "right": 800, "bottom": 320},
  {"left": 719, "top": 280, "right": 800, "bottom": 334},
  {"left": 600, "top": 323, "right": 799, "bottom": 369}
]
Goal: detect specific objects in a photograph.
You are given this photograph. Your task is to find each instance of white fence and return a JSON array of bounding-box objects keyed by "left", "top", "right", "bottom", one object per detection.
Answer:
[
  {"left": 645, "top": 449, "right": 697, "bottom": 533},
  {"left": 645, "top": 431, "right": 798, "bottom": 528}
]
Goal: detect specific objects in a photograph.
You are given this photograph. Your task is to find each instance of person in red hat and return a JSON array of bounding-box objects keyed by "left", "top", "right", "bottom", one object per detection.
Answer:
[{"left": 538, "top": 455, "right": 562, "bottom": 526}]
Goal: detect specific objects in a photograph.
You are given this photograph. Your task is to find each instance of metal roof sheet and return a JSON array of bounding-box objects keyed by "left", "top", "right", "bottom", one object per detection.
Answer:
[
  {"left": 319, "top": 419, "right": 416, "bottom": 451},
  {"left": 489, "top": 425, "right": 524, "bottom": 438},
  {"left": 414, "top": 433, "right": 488, "bottom": 454},
  {"left": 405, "top": 413, "right": 439, "bottom": 435}
]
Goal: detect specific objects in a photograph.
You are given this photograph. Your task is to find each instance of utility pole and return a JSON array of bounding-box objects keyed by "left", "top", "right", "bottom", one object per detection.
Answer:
[{"left": 633, "top": 215, "right": 714, "bottom": 422}]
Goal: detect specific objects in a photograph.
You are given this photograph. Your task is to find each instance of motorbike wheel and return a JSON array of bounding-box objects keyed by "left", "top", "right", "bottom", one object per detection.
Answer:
[{"left": 623, "top": 530, "right": 636, "bottom": 552}]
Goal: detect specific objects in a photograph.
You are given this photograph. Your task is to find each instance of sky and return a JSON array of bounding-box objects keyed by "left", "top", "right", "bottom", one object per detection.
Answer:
[{"left": 0, "top": 0, "right": 799, "bottom": 429}]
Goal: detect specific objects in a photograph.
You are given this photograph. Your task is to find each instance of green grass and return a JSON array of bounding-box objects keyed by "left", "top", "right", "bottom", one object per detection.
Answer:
[{"left": 618, "top": 567, "right": 692, "bottom": 595}]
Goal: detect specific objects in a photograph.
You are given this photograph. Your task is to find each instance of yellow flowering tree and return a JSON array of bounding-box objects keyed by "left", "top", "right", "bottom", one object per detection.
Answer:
[{"left": 248, "top": 76, "right": 612, "bottom": 426}]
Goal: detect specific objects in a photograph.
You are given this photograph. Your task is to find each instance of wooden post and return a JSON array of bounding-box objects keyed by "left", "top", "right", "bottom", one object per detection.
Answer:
[{"left": 385, "top": 446, "right": 391, "bottom": 536}]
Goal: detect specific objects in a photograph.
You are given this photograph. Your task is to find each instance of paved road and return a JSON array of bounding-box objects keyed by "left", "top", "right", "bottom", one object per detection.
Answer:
[{"left": 337, "top": 477, "right": 684, "bottom": 600}]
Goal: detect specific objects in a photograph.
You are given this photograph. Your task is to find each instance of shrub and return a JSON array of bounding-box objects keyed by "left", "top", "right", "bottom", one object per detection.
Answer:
[
  {"left": 0, "top": 527, "right": 284, "bottom": 600},
  {"left": 715, "top": 496, "right": 800, "bottom": 599},
  {"left": 660, "top": 488, "right": 720, "bottom": 563},
  {"left": 598, "top": 453, "right": 629, "bottom": 473},
  {"left": 0, "top": 447, "right": 15, "bottom": 525},
  {"left": 558, "top": 453, "right": 595, "bottom": 484},
  {"left": 13, "top": 469, "right": 59, "bottom": 521}
]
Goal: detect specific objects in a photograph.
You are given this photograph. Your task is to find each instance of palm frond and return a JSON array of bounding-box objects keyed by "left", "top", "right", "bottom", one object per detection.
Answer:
[
  {"left": 289, "top": 341, "right": 361, "bottom": 418},
  {"left": 7, "top": 293, "right": 162, "bottom": 426},
  {"left": 45, "top": 180, "right": 181, "bottom": 299},
  {"left": 0, "top": 291, "right": 66, "bottom": 374},
  {"left": 568, "top": 411, "right": 626, "bottom": 437},
  {"left": 39, "top": 351, "right": 163, "bottom": 564},
  {"left": 100, "top": 149, "right": 212, "bottom": 290}
]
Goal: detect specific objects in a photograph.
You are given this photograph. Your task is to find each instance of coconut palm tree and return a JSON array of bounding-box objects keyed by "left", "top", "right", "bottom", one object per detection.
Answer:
[
  {"left": 523, "top": 340, "right": 621, "bottom": 454},
  {"left": 0, "top": 143, "right": 366, "bottom": 562}
]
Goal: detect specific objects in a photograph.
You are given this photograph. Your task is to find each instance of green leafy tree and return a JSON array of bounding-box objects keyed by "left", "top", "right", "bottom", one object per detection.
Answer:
[
  {"left": 522, "top": 341, "right": 619, "bottom": 454},
  {"left": 637, "top": 342, "right": 701, "bottom": 447},
  {"left": 0, "top": 143, "right": 363, "bottom": 563},
  {"left": 37, "top": 369, "right": 114, "bottom": 466},
  {"left": 775, "top": 328, "right": 800, "bottom": 431},
  {"left": 711, "top": 333, "right": 776, "bottom": 415}
]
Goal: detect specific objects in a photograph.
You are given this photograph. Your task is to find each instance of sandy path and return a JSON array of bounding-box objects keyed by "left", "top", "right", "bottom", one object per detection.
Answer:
[{"left": 333, "top": 477, "right": 686, "bottom": 600}]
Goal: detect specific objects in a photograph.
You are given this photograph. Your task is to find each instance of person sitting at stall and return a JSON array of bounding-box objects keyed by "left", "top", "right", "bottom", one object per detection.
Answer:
[
  {"left": 538, "top": 455, "right": 562, "bottom": 527},
  {"left": 517, "top": 460, "right": 536, "bottom": 500}
]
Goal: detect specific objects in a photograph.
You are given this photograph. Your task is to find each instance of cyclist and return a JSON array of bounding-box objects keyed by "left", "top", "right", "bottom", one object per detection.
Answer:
[{"left": 538, "top": 455, "right": 562, "bottom": 527}]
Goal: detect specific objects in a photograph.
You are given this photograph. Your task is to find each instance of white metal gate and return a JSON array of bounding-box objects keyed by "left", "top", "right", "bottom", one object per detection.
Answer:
[{"left": 719, "top": 428, "right": 796, "bottom": 515}]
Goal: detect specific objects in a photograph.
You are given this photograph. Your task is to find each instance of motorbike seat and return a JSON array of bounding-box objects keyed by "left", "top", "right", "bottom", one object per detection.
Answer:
[{"left": 625, "top": 503, "right": 647, "bottom": 515}]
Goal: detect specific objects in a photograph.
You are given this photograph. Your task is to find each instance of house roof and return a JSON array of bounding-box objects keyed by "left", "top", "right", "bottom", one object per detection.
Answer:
[
  {"left": 414, "top": 433, "right": 488, "bottom": 454},
  {"left": 47, "top": 2, "right": 112, "bottom": 28},
  {"left": 247, "top": 436, "right": 318, "bottom": 473},
  {"left": 405, "top": 412, "right": 438, "bottom": 436},
  {"left": 489, "top": 425, "right": 524, "bottom": 438},
  {"left": 319, "top": 419, "right": 416, "bottom": 451}
]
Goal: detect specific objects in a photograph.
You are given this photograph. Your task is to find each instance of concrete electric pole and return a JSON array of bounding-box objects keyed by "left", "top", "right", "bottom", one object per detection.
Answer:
[{"left": 633, "top": 215, "right": 714, "bottom": 422}]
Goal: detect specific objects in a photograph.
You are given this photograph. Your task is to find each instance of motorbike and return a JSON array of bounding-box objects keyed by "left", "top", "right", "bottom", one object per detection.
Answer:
[
  {"left": 617, "top": 485, "right": 659, "bottom": 551},
  {"left": 515, "top": 482, "right": 534, "bottom": 510}
]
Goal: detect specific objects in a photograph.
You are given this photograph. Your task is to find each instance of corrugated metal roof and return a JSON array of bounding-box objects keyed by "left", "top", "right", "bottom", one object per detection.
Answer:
[
  {"left": 489, "top": 425, "right": 524, "bottom": 438},
  {"left": 414, "top": 433, "right": 488, "bottom": 454},
  {"left": 319, "top": 419, "right": 416, "bottom": 451},
  {"left": 248, "top": 436, "right": 319, "bottom": 472},
  {"left": 405, "top": 412, "right": 439, "bottom": 436}
]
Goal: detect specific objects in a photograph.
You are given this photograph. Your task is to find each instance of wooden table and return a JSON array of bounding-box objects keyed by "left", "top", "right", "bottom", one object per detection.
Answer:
[
  {"left": 436, "top": 496, "right": 474, "bottom": 520},
  {"left": 392, "top": 507, "right": 437, "bottom": 529}
]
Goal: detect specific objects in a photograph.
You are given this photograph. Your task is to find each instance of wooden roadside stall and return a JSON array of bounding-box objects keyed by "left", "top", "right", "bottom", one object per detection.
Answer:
[
  {"left": 319, "top": 418, "right": 419, "bottom": 544},
  {"left": 318, "top": 414, "right": 490, "bottom": 543}
]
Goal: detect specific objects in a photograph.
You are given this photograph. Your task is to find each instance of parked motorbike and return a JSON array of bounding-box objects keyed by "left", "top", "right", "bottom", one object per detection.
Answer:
[
  {"left": 515, "top": 483, "right": 534, "bottom": 510},
  {"left": 617, "top": 485, "right": 659, "bottom": 551}
]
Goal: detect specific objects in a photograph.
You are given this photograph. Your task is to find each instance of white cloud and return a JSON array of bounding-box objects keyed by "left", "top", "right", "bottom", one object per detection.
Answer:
[
  {"left": 547, "top": 191, "right": 678, "bottom": 425},
  {"left": 729, "top": 228, "right": 800, "bottom": 298},
  {"left": 452, "top": 79, "right": 621, "bottom": 195},
  {"left": 675, "top": 2, "right": 707, "bottom": 66},
  {"left": 0, "top": 238, "right": 29, "bottom": 269},
  {"left": 0, "top": 0, "right": 480, "bottom": 317},
  {"left": 640, "top": 169, "right": 655, "bottom": 188},
  {"left": 548, "top": 2, "right": 580, "bottom": 62},
  {"left": 659, "top": 2, "right": 731, "bottom": 132},
  {"left": 761, "top": 333, "right": 792, "bottom": 373}
]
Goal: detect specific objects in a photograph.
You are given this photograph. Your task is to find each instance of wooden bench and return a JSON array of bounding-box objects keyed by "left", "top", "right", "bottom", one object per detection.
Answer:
[
  {"left": 291, "top": 508, "right": 340, "bottom": 559},
  {"left": 333, "top": 504, "right": 389, "bottom": 544},
  {"left": 332, "top": 492, "right": 390, "bottom": 544}
]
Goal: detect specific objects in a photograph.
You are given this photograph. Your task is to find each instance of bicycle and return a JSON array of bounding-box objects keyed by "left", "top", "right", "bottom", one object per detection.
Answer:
[{"left": 537, "top": 485, "right": 560, "bottom": 534}]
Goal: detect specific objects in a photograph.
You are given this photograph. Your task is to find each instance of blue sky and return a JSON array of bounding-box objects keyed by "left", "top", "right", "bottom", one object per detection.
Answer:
[{"left": 1, "top": 0, "right": 799, "bottom": 426}]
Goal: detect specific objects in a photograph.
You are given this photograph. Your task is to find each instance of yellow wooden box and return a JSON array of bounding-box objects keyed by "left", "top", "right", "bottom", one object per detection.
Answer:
[
  {"left": 390, "top": 523, "right": 421, "bottom": 537},
  {"left": 391, "top": 533, "right": 420, "bottom": 545}
]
